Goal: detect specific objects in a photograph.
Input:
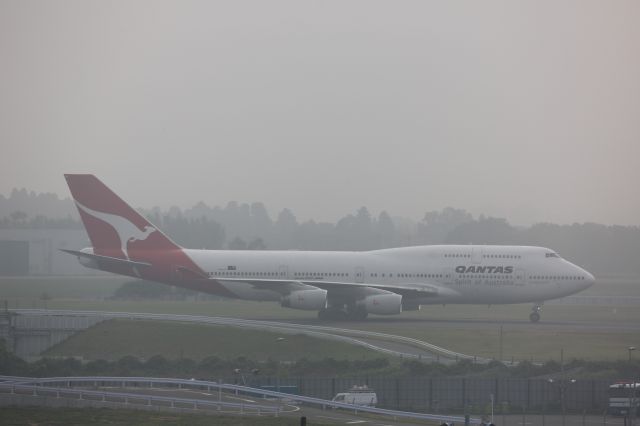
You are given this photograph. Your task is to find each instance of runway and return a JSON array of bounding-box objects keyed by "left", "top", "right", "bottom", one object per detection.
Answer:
[{"left": 313, "top": 316, "right": 640, "bottom": 332}]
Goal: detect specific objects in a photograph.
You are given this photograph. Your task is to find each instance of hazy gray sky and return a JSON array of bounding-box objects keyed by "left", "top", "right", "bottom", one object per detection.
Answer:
[{"left": 1, "top": 1, "right": 639, "bottom": 225}]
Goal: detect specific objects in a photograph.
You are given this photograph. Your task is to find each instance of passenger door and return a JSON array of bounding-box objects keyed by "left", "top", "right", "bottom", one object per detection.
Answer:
[{"left": 472, "top": 246, "right": 483, "bottom": 264}]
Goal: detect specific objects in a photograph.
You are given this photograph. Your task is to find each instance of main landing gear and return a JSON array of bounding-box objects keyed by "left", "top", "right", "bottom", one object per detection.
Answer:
[
  {"left": 529, "top": 303, "right": 542, "bottom": 323},
  {"left": 318, "top": 307, "right": 344, "bottom": 320},
  {"left": 318, "top": 305, "right": 368, "bottom": 321}
]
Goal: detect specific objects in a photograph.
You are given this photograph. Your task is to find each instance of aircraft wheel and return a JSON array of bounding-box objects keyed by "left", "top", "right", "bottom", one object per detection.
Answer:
[
  {"left": 332, "top": 309, "right": 348, "bottom": 321},
  {"left": 529, "top": 312, "right": 540, "bottom": 323},
  {"left": 355, "top": 309, "right": 368, "bottom": 321},
  {"left": 318, "top": 307, "right": 347, "bottom": 321}
]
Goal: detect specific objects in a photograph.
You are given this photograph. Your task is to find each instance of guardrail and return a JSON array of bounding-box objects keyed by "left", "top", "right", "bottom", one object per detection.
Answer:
[
  {"left": 2, "top": 375, "right": 482, "bottom": 424},
  {"left": 0, "top": 382, "right": 277, "bottom": 415}
]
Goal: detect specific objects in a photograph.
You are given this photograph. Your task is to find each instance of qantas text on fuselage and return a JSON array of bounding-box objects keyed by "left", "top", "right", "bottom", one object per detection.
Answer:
[{"left": 62, "top": 174, "right": 595, "bottom": 322}]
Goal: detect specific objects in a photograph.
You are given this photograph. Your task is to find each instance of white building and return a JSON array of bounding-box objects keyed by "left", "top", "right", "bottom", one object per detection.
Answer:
[{"left": 0, "top": 229, "right": 103, "bottom": 275}]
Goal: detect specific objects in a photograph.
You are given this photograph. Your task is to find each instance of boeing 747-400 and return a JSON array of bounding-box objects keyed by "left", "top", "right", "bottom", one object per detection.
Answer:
[{"left": 62, "top": 174, "right": 595, "bottom": 322}]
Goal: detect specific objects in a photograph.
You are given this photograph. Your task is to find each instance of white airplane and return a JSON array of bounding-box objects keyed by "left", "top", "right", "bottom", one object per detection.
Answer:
[{"left": 62, "top": 174, "right": 595, "bottom": 322}]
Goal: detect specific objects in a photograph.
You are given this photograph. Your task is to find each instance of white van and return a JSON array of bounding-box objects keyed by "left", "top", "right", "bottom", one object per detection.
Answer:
[
  {"left": 608, "top": 382, "right": 640, "bottom": 416},
  {"left": 332, "top": 385, "right": 378, "bottom": 407}
]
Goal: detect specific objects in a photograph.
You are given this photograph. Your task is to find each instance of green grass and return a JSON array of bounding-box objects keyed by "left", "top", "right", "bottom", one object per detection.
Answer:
[
  {"left": 45, "top": 299, "right": 315, "bottom": 320},
  {"left": 45, "top": 319, "right": 382, "bottom": 361},
  {"left": 0, "top": 407, "right": 319, "bottom": 425},
  {"left": 39, "top": 302, "right": 640, "bottom": 362},
  {"left": 351, "top": 323, "right": 638, "bottom": 362},
  {"left": 342, "top": 303, "right": 640, "bottom": 361},
  {"left": 3, "top": 277, "right": 640, "bottom": 362}
]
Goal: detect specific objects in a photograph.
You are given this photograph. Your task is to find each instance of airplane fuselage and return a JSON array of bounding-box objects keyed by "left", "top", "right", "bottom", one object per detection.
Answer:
[{"left": 184, "top": 244, "right": 593, "bottom": 305}]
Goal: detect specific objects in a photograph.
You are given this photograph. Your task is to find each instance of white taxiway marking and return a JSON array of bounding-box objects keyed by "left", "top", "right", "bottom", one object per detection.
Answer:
[
  {"left": 317, "top": 415, "right": 349, "bottom": 421},
  {"left": 149, "top": 387, "right": 257, "bottom": 404},
  {"left": 284, "top": 404, "right": 301, "bottom": 412},
  {"left": 225, "top": 395, "right": 256, "bottom": 403},
  {"left": 316, "top": 416, "right": 370, "bottom": 424}
]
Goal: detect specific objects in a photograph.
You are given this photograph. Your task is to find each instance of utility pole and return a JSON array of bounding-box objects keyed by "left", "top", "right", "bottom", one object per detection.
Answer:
[
  {"left": 631, "top": 382, "right": 637, "bottom": 426},
  {"left": 561, "top": 348, "right": 566, "bottom": 426},
  {"left": 499, "top": 325, "right": 504, "bottom": 361}
]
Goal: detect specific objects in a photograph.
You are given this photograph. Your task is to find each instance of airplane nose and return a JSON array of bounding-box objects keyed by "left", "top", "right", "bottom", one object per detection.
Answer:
[
  {"left": 567, "top": 261, "right": 595, "bottom": 291},
  {"left": 575, "top": 267, "right": 595, "bottom": 291},
  {"left": 584, "top": 271, "right": 595, "bottom": 289}
]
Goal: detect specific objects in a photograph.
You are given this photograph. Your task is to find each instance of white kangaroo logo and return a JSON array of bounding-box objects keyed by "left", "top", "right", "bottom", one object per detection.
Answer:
[{"left": 75, "top": 200, "right": 156, "bottom": 260}]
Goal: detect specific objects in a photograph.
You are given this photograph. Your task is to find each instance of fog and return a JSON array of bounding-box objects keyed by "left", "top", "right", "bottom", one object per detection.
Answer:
[{"left": 1, "top": 1, "right": 639, "bottom": 226}]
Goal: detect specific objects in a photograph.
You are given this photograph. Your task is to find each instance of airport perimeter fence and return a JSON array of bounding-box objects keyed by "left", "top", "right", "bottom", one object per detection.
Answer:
[{"left": 237, "top": 376, "right": 612, "bottom": 414}]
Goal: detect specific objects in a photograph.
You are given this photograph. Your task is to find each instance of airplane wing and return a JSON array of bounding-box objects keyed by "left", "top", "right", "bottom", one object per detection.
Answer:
[
  {"left": 213, "top": 278, "right": 312, "bottom": 295},
  {"left": 60, "top": 249, "right": 152, "bottom": 269},
  {"left": 209, "top": 277, "right": 458, "bottom": 299},
  {"left": 300, "top": 280, "right": 458, "bottom": 299}
]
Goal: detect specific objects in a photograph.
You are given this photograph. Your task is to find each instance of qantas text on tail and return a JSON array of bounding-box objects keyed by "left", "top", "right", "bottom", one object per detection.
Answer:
[{"left": 62, "top": 174, "right": 594, "bottom": 322}]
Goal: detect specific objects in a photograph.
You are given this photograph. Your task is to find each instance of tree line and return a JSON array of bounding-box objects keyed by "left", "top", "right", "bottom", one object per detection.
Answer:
[
  {"left": 2, "top": 189, "right": 640, "bottom": 277},
  {"left": 1, "top": 339, "right": 638, "bottom": 380}
]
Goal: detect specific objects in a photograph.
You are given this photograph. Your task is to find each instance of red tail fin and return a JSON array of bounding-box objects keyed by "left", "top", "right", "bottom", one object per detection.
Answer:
[{"left": 65, "top": 174, "right": 180, "bottom": 259}]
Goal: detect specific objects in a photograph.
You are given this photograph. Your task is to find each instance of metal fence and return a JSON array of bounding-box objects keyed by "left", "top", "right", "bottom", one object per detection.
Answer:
[
  {"left": 1, "top": 376, "right": 480, "bottom": 424},
  {"left": 241, "top": 376, "right": 611, "bottom": 413}
]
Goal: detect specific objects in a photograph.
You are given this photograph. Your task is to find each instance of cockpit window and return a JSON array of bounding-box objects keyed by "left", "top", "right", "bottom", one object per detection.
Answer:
[{"left": 545, "top": 252, "right": 560, "bottom": 258}]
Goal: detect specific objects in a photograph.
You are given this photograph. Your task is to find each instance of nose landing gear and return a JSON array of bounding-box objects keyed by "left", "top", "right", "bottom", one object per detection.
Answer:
[{"left": 529, "top": 303, "right": 542, "bottom": 323}]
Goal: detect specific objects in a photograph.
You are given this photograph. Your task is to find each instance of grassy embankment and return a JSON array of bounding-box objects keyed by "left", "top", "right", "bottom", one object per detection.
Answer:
[
  {"left": 44, "top": 319, "right": 381, "bottom": 361},
  {"left": 0, "top": 407, "right": 328, "bottom": 426},
  {"left": 2, "top": 276, "right": 639, "bottom": 361}
]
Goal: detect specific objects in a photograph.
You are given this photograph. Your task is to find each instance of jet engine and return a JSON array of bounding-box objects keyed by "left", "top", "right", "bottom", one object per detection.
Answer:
[
  {"left": 281, "top": 289, "right": 328, "bottom": 311},
  {"left": 356, "top": 293, "right": 402, "bottom": 315}
]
